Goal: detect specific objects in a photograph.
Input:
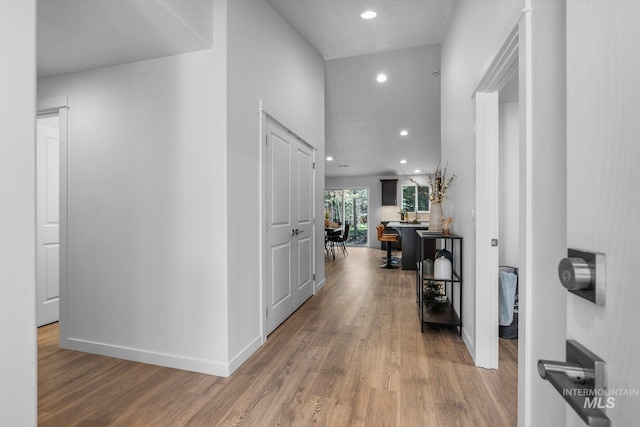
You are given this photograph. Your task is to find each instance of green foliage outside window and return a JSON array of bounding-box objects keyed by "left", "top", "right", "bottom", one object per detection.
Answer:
[{"left": 402, "top": 185, "right": 430, "bottom": 212}]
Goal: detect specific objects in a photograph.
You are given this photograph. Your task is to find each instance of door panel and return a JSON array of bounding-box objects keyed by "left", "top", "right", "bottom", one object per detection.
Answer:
[
  {"left": 270, "top": 134, "right": 292, "bottom": 226},
  {"left": 270, "top": 242, "right": 292, "bottom": 307},
  {"left": 296, "top": 235, "right": 312, "bottom": 294},
  {"left": 36, "top": 117, "right": 60, "bottom": 327},
  {"left": 266, "top": 122, "right": 295, "bottom": 333},
  {"left": 294, "top": 141, "right": 314, "bottom": 307},
  {"left": 565, "top": 1, "right": 640, "bottom": 424},
  {"left": 266, "top": 118, "right": 315, "bottom": 334}
]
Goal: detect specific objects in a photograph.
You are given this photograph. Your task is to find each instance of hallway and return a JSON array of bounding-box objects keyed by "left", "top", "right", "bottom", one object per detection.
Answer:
[{"left": 38, "top": 247, "right": 517, "bottom": 426}]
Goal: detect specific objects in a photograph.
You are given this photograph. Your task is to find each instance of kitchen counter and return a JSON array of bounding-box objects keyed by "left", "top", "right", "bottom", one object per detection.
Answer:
[
  {"left": 386, "top": 221, "right": 429, "bottom": 228},
  {"left": 385, "top": 222, "right": 435, "bottom": 270}
]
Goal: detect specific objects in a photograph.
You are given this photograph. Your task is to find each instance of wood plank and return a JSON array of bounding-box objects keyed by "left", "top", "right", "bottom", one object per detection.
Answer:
[{"left": 38, "top": 247, "right": 517, "bottom": 426}]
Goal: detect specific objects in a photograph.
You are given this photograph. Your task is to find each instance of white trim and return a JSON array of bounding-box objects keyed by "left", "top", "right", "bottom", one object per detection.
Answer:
[
  {"left": 472, "top": 27, "right": 519, "bottom": 97},
  {"left": 474, "top": 92, "right": 500, "bottom": 369},
  {"left": 473, "top": 11, "right": 528, "bottom": 371},
  {"left": 520, "top": 9, "right": 533, "bottom": 427},
  {"left": 259, "top": 106, "right": 268, "bottom": 344},
  {"left": 259, "top": 101, "right": 319, "bottom": 150},
  {"left": 37, "top": 95, "right": 69, "bottom": 113},
  {"left": 66, "top": 338, "right": 230, "bottom": 377},
  {"left": 315, "top": 278, "right": 326, "bottom": 293},
  {"left": 228, "top": 334, "right": 263, "bottom": 374}
]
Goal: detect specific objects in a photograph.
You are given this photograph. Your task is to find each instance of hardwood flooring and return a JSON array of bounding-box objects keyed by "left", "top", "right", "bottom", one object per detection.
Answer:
[{"left": 38, "top": 247, "right": 517, "bottom": 426}]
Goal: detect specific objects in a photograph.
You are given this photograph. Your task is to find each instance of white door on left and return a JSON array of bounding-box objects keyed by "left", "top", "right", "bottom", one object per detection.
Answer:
[{"left": 36, "top": 115, "right": 60, "bottom": 327}]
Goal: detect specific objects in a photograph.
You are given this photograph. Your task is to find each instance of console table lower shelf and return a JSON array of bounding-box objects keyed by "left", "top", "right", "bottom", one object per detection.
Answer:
[{"left": 420, "top": 299, "right": 461, "bottom": 334}]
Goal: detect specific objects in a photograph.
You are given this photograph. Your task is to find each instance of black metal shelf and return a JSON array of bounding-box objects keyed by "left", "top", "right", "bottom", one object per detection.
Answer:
[
  {"left": 421, "top": 299, "right": 461, "bottom": 327},
  {"left": 415, "top": 232, "right": 463, "bottom": 335}
]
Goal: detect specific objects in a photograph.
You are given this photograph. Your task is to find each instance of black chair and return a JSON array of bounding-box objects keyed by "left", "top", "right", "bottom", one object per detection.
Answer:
[{"left": 328, "top": 223, "right": 350, "bottom": 257}]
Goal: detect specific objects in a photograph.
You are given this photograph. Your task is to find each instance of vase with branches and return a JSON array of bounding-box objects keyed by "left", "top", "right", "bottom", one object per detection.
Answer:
[{"left": 406, "top": 163, "right": 456, "bottom": 232}]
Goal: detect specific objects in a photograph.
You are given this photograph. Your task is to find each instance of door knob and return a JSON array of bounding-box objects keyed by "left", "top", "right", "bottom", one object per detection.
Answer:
[
  {"left": 558, "top": 249, "right": 606, "bottom": 305},
  {"left": 558, "top": 257, "right": 593, "bottom": 291}
]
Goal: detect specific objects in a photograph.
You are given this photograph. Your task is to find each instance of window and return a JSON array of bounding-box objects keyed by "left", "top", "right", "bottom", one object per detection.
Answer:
[
  {"left": 324, "top": 188, "right": 368, "bottom": 246},
  {"left": 402, "top": 185, "right": 430, "bottom": 213}
]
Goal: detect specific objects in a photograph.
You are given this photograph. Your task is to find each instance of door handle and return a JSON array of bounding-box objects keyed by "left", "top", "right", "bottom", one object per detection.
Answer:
[
  {"left": 538, "top": 360, "right": 591, "bottom": 385},
  {"left": 538, "top": 340, "right": 609, "bottom": 426},
  {"left": 291, "top": 229, "right": 303, "bottom": 236}
]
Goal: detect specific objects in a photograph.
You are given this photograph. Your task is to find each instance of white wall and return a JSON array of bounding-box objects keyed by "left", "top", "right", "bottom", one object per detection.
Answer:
[
  {"left": 441, "top": 0, "right": 525, "bottom": 364},
  {"left": 226, "top": 0, "right": 325, "bottom": 364},
  {"left": 0, "top": 0, "right": 38, "bottom": 424},
  {"left": 35, "top": 0, "right": 323, "bottom": 377},
  {"left": 37, "top": 0, "right": 230, "bottom": 375},
  {"left": 499, "top": 101, "right": 519, "bottom": 268},
  {"left": 442, "top": 1, "right": 568, "bottom": 425}
]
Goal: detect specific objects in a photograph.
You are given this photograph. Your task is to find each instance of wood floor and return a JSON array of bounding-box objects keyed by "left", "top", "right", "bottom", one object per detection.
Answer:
[{"left": 38, "top": 247, "right": 518, "bottom": 426}]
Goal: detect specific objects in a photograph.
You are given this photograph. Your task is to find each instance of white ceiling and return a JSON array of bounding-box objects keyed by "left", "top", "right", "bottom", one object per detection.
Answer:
[
  {"left": 325, "top": 45, "right": 442, "bottom": 177},
  {"left": 265, "top": 0, "right": 456, "bottom": 60},
  {"left": 37, "top": 0, "right": 213, "bottom": 78},
  {"left": 266, "top": 0, "right": 456, "bottom": 178},
  {"left": 37, "top": 0, "right": 456, "bottom": 179}
]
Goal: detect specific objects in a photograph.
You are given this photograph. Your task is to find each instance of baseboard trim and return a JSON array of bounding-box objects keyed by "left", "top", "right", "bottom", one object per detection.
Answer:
[
  {"left": 315, "top": 278, "right": 326, "bottom": 293},
  {"left": 462, "top": 326, "right": 476, "bottom": 365},
  {"left": 228, "top": 335, "right": 262, "bottom": 374},
  {"left": 65, "top": 337, "right": 229, "bottom": 377}
]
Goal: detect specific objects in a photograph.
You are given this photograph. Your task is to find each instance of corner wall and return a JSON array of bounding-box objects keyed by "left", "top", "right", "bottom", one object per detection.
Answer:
[
  {"left": 37, "top": 6, "right": 229, "bottom": 374},
  {"left": 0, "top": 0, "right": 37, "bottom": 424}
]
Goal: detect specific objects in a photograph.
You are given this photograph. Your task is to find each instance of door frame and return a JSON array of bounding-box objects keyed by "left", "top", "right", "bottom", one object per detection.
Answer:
[
  {"left": 473, "top": 15, "right": 523, "bottom": 371},
  {"left": 259, "top": 101, "right": 317, "bottom": 343},
  {"left": 323, "top": 186, "right": 370, "bottom": 247},
  {"left": 36, "top": 96, "right": 69, "bottom": 344}
]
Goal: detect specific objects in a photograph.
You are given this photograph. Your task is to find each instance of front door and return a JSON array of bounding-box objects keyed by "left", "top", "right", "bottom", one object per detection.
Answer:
[
  {"left": 562, "top": 1, "right": 640, "bottom": 424},
  {"left": 265, "top": 118, "right": 314, "bottom": 335},
  {"left": 36, "top": 115, "right": 60, "bottom": 327}
]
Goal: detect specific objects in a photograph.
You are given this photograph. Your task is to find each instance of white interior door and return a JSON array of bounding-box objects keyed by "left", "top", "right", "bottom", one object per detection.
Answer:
[
  {"left": 293, "top": 140, "right": 314, "bottom": 308},
  {"left": 36, "top": 115, "right": 60, "bottom": 327},
  {"left": 266, "top": 118, "right": 314, "bottom": 334},
  {"left": 563, "top": 1, "right": 640, "bottom": 425}
]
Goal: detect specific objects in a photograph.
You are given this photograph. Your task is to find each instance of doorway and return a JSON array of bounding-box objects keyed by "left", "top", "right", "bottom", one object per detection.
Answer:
[
  {"left": 324, "top": 188, "right": 369, "bottom": 246},
  {"left": 264, "top": 116, "right": 315, "bottom": 335},
  {"left": 36, "top": 114, "right": 60, "bottom": 327},
  {"left": 36, "top": 96, "right": 68, "bottom": 330}
]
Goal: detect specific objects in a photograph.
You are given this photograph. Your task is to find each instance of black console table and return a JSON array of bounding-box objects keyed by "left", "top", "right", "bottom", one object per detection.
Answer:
[{"left": 415, "top": 231, "right": 463, "bottom": 335}]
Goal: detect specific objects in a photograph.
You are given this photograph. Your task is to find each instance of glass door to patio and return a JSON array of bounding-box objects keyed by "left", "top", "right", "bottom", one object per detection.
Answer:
[{"left": 324, "top": 188, "right": 368, "bottom": 246}]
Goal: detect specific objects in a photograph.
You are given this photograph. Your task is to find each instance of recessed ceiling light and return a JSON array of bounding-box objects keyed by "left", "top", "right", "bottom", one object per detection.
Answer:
[
  {"left": 326, "top": 156, "right": 333, "bottom": 161},
  {"left": 400, "top": 130, "right": 408, "bottom": 136},
  {"left": 400, "top": 160, "right": 407, "bottom": 164},
  {"left": 414, "top": 169, "right": 421, "bottom": 174},
  {"left": 361, "top": 10, "right": 377, "bottom": 19},
  {"left": 376, "top": 73, "right": 387, "bottom": 83}
]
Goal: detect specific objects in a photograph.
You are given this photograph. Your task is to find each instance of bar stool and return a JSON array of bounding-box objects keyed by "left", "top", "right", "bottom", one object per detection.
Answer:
[{"left": 376, "top": 224, "right": 399, "bottom": 269}]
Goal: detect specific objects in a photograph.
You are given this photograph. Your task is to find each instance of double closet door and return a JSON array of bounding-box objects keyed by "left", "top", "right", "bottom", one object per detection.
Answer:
[{"left": 265, "top": 118, "right": 314, "bottom": 335}]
